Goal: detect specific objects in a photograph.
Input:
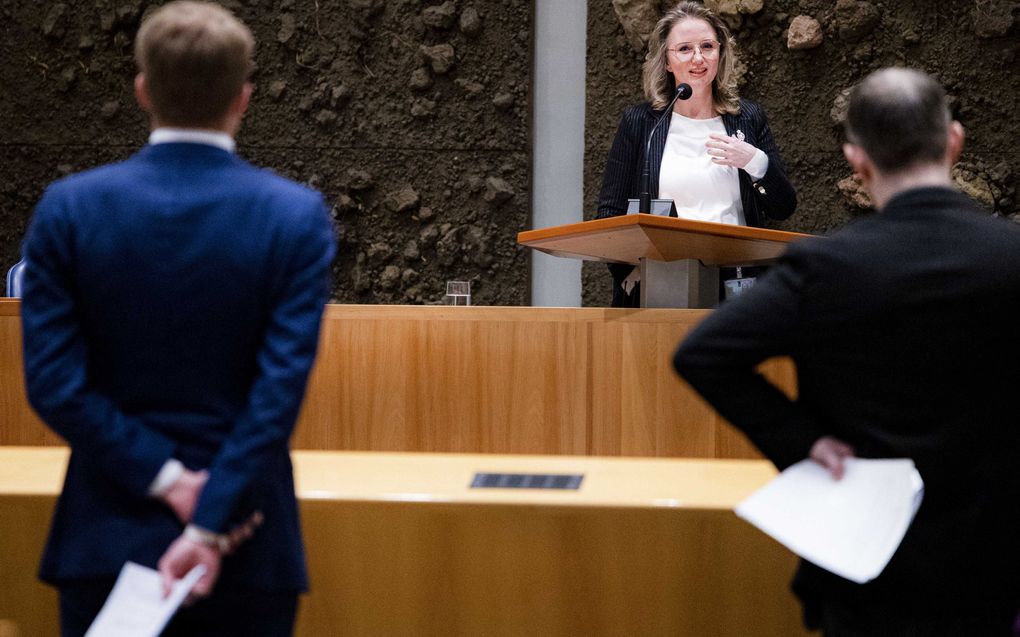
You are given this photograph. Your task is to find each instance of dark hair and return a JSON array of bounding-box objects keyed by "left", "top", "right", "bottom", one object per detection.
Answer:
[
  {"left": 135, "top": 1, "right": 254, "bottom": 127},
  {"left": 642, "top": 1, "right": 739, "bottom": 114},
  {"left": 845, "top": 68, "right": 951, "bottom": 173}
]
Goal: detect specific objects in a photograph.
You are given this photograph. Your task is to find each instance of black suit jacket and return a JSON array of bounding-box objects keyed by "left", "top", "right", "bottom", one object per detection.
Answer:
[
  {"left": 674, "top": 187, "right": 1020, "bottom": 623},
  {"left": 596, "top": 99, "right": 797, "bottom": 305}
]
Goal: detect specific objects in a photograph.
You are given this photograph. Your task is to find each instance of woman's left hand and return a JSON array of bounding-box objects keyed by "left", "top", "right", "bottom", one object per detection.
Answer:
[{"left": 706, "top": 133, "right": 757, "bottom": 169}]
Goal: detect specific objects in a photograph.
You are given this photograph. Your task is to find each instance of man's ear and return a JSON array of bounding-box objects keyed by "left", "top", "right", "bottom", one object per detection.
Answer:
[
  {"left": 843, "top": 142, "right": 872, "bottom": 183},
  {"left": 230, "top": 82, "right": 252, "bottom": 118},
  {"left": 945, "top": 120, "right": 965, "bottom": 166},
  {"left": 134, "top": 73, "right": 153, "bottom": 112}
]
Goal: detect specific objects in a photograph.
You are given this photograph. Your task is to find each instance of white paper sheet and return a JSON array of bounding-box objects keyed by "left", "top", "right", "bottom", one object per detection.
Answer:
[
  {"left": 735, "top": 457, "right": 924, "bottom": 584},
  {"left": 84, "top": 562, "right": 205, "bottom": 637}
]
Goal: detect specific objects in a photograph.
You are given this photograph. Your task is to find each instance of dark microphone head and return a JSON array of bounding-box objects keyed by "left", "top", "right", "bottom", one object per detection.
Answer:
[{"left": 676, "top": 83, "right": 692, "bottom": 100}]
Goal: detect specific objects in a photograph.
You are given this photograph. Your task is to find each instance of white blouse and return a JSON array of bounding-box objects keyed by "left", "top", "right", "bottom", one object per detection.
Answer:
[{"left": 658, "top": 113, "right": 766, "bottom": 226}]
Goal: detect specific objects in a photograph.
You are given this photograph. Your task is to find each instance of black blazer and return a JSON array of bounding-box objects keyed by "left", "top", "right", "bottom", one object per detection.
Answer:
[
  {"left": 596, "top": 99, "right": 797, "bottom": 305},
  {"left": 596, "top": 98, "right": 796, "bottom": 225},
  {"left": 674, "top": 187, "right": 1020, "bottom": 624}
]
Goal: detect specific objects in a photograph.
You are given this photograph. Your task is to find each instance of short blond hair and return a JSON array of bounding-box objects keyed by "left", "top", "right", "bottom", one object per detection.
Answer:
[
  {"left": 642, "top": 1, "right": 740, "bottom": 115},
  {"left": 134, "top": 1, "right": 254, "bottom": 127}
]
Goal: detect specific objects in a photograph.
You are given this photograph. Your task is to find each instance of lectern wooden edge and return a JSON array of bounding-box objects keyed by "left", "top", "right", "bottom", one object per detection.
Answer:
[{"left": 518, "top": 214, "right": 810, "bottom": 308}]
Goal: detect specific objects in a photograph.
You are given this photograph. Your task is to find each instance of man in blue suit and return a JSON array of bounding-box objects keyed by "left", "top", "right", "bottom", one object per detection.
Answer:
[{"left": 20, "top": 2, "right": 336, "bottom": 635}]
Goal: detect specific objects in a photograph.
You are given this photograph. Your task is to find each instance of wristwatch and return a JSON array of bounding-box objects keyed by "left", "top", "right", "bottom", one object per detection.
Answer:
[{"left": 184, "top": 524, "right": 230, "bottom": 553}]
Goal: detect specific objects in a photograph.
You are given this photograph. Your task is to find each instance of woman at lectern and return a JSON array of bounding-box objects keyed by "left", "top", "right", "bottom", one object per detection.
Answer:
[{"left": 596, "top": 1, "right": 797, "bottom": 307}]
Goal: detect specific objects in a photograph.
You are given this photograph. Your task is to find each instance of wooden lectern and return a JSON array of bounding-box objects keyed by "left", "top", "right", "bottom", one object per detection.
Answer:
[{"left": 518, "top": 214, "right": 809, "bottom": 308}]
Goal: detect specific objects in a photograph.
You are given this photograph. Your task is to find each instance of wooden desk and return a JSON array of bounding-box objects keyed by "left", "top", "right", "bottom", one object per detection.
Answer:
[
  {"left": 0, "top": 447, "right": 813, "bottom": 637},
  {"left": 1, "top": 300, "right": 793, "bottom": 459}
]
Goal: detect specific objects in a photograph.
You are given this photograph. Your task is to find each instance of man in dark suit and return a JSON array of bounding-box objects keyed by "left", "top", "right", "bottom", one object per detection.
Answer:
[
  {"left": 20, "top": 2, "right": 335, "bottom": 635},
  {"left": 673, "top": 67, "right": 1020, "bottom": 635}
]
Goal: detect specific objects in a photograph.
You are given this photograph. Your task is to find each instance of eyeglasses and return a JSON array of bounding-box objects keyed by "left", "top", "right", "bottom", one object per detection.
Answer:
[{"left": 667, "top": 39, "right": 721, "bottom": 60}]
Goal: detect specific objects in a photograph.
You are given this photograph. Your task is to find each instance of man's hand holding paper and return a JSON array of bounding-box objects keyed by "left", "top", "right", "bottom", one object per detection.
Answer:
[{"left": 735, "top": 457, "right": 924, "bottom": 585}]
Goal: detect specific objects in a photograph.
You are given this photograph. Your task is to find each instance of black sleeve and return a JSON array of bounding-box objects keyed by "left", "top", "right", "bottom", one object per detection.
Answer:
[
  {"left": 745, "top": 101, "right": 797, "bottom": 221},
  {"left": 672, "top": 244, "right": 822, "bottom": 469},
  {"left": 596, "top": 106, "right": 642, "bottom": 220}
]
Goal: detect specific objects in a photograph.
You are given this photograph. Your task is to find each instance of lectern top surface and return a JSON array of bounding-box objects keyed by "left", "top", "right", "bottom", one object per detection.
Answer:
[{"left": 518, "top": 214, "right": 812, "bottom": 266}]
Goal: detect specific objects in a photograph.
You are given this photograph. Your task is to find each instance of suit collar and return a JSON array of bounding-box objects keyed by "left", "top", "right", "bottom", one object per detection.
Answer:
[
  {"left": 139, "top": 140, "right": 238, "bottom": 166},
  {"left": 149, "top": 127, "right": 236, "bottom": 153},
  {"left": 882, "top": 186, "right": 975, "bottom": 214},
  {"left": 722, "top": 111, "right": 738, "bottom": 136}
]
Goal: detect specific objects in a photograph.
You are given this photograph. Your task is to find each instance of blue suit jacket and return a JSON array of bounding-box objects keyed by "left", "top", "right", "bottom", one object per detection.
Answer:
[{"left": 21, "top": 142, "right": 336, "bottom": 592}]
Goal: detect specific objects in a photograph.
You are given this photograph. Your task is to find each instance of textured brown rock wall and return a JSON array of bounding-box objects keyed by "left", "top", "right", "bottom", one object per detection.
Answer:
[
  {"left": 0, "top": 0, "right": 532, "bottom": 305},
  {"left": 584, "top": 0, "right": 1020, "bottom": 306},
  {"left": 5, "top": 2, "right": 1019, "bottom": 307}
]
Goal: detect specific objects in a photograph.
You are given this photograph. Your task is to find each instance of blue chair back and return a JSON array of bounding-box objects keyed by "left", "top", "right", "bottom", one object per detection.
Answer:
[{"left": 6, "top": 258, "right": 26, "bottom": 297}]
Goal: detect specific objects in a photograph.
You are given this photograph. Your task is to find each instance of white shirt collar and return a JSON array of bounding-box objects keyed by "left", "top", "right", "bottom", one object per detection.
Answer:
[{"left": 149, "top": 128, "right": 236, "bottom": 153}]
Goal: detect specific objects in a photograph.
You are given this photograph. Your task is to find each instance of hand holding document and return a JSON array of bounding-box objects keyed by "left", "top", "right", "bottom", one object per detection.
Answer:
[
  {"left": 736, "top": 458, "right": 924, "bottom": 584},
  {"left": 84, "top": 562, "right": 205, "bottom": 637}
]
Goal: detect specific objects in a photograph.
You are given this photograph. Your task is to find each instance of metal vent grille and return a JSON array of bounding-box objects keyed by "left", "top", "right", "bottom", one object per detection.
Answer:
[{"left": 470, "top": 473, "right": 583, "bottom": 490}]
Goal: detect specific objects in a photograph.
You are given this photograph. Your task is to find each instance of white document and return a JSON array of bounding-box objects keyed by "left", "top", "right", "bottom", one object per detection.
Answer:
[
  {"left": 735, "top": 458, "right": 924, "bottom": 584},
  {"left": 84, "top": 562, "right": 205, "bottom": 637}
]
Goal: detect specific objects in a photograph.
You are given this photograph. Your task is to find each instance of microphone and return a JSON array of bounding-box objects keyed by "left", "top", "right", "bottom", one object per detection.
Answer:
[{"left": 639, "top": 83, "right": 692, "bottom": 214}]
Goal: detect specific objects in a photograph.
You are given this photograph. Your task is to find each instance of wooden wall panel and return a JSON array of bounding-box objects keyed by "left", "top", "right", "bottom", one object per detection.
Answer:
[
  {"left": 2, "top": 301, "right": 791, "bottom": 459},
  {"left": 588, "top": 312, "right": 718, "bottom": 457},
  {"left": 294, "top": 307, "right": 591, "bottom": 455},
  {"left": 0, "top": 301, "right": 60, "bottom": 447}
]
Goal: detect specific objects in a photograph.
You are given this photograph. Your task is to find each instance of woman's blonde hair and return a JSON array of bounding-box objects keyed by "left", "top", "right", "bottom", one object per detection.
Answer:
[{"left": 642, "top": 1, "right": 740, "bottom": 115}]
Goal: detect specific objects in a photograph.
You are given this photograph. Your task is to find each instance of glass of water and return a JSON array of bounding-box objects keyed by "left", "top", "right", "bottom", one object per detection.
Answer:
[{"left": 444, "top": 280, "right": 471, "bottom": 306}]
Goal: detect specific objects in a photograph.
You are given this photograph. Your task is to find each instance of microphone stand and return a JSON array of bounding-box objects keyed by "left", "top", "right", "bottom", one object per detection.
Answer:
[{"left": 638, "top": 83, "right": 692, "bottom": 214}]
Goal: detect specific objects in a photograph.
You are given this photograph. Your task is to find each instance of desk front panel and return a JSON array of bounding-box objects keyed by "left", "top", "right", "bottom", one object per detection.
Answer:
[
  {"left": 0, "top": 448, "right": 810, "bottom": 637},
  {"left": 1, "top": 301, "right": 789, "bottom": 458}
]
